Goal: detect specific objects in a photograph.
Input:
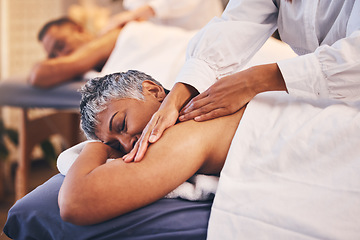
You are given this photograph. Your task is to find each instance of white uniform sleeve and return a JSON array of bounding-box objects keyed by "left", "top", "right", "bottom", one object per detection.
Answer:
[
  {"left": 175, "top": 0, "right": 278, "bottom": 93},
  {"left": 278, "top": 30, "right": 360, "bottom": 101}
]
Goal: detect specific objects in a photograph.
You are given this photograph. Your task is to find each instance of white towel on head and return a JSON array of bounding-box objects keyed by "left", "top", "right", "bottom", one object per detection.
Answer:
[{"left": 57, "top": 140, "right": 218, "bottom": 201}]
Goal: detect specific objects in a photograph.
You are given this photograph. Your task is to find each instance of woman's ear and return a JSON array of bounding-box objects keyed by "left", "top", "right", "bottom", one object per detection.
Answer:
[{"left": 142, "top": 80, "right": 166, "bottom": 102}]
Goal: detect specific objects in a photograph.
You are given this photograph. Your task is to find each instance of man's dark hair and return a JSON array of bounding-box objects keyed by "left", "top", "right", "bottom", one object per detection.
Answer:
[{"left": 38, "top": 17, "right": 80, "bottom": 41}]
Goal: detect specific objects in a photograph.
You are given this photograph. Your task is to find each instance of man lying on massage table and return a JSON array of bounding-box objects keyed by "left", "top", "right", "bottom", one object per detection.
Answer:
[
  {"left": 58, "top": 69, "right": 360, "bottom": 240},
  {"left": 29, "top": 17, "right": 197, "bottom": 88}
]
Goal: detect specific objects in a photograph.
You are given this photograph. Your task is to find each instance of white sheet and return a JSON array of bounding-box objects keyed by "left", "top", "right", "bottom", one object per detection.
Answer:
[
  {"left": 86, "top": 21, "right": 297, "bottom": 90},
  {"left": 208, "top": 92, "right": 360, "bottom": 239},
  {"left": 99, "top": 21, "right": 196, "bottom": 90}
]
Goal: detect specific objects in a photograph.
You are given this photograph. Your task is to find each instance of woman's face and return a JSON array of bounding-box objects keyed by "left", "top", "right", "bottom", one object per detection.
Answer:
[{"left": 95, "top": 82, "right": 165, "bottom": 154}]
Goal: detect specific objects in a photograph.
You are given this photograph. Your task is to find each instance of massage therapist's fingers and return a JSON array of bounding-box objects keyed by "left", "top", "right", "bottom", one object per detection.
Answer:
[
  {"left": 193, "top": 107, "right": 233, "bottom": 122},
  {"left": 122, "top": 142, "right": 138, "bottom": 163},
  {"left": 179, "top": 102, "right": 214, "bottom": 122},
  {"left": 180, "top": 95, "right": 206, "bottom": 114},
  {"left": 134, "top": 131, "right": 152, "bottom": 162},
  {"left": 134, "top": 111, "right": 178, "bottom": 162},
  {"left": 179, "top": 92, "right": 211, "bottom": 121},
  {"left": 181, "top": 101, "right": 234, "bottom": 122},
  {"left": 133, "top": 113, "right": 161, "bottom": 162},
  {"left": 181, "top": 70, "right": 259, "bottom": 122},
  {"left": 123, "top": 119, "right": 154, "bottom": 163}
]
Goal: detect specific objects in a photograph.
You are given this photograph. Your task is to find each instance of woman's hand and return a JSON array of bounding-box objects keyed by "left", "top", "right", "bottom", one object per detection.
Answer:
[
  {"left": 123, "top": 83, "right": 199, "bottom": 163},
  {"left": 179, "top": 63, "right": 287, "bottom": 122}
]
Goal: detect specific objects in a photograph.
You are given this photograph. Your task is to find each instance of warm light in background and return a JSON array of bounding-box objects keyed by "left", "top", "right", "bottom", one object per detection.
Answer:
[
  {"left": 0, "top": 0, "right": 122, "bottom": 80},
  {"left": 0, "top": 0, "right": 66, "bottom": 79}
]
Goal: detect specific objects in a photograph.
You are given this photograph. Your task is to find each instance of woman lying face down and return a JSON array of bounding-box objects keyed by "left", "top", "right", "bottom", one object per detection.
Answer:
[{"left": 58, "top": 70, "right": 245, "bottom": 225}]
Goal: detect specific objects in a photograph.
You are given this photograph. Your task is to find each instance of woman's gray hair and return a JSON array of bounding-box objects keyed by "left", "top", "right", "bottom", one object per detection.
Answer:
[{"left": 79, "top": 70, "right": 164, "bottom": 140}]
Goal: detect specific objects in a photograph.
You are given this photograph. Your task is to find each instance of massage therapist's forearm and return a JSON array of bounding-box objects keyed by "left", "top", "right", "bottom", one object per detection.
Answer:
[
  {"left": 251, "top": 63, "right": 287, "bottom": 94},
  {"left": 167, "top": 82, "right": 199, "bottom": 111}
]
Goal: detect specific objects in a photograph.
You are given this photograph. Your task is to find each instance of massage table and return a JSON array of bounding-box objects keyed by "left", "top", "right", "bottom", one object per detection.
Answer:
[
  {"left": 4, "top": 173, "right": 212, "bottom": 239},
  {"left": 0, "top": 78, "right": 85, "bottom": 199}
]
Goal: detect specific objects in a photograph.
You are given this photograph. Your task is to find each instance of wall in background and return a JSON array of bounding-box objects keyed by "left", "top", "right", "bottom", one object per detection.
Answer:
[
  {"left": 0, "top": 0, "right": 123, "bottom": 80},
  {"left": 0, "top": 0, "right": 70, "bottom": 79}
]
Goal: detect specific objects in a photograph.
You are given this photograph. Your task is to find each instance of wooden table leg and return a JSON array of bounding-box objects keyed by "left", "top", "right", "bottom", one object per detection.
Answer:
[
  {"left": 14, "top": 109, "right": 82, "bottom": 200},
  {"left": 15, "top": 109, "right": 30, "bottom": 200}
]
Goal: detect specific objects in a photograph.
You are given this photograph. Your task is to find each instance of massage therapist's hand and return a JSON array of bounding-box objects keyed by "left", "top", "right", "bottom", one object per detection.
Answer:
[
  {"left": 179, "top": 63, "right": 287, "bottom": 122},
  {"left": 123, "top": 83, "right": 199, "bottom": 163}
]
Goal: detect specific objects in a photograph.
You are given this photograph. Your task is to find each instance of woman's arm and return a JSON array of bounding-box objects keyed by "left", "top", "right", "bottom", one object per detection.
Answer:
[
  {"left": 58, "top": 110, "right": 243, "bottom": 225},
  {"left": 29, "top": 28, "right": 121, "bottom": 88}
]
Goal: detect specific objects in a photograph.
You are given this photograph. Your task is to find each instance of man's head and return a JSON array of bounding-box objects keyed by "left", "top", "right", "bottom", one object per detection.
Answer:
[
  {"left": 80, "top": 70, "right": 168, "bottom": 153},
  {"left": 38, "top": 17, "right": 94, "bottom": 58}
]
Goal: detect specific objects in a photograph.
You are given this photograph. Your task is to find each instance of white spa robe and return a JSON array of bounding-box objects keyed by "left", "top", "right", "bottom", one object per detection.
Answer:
[
  {"left": 176, "top": 0, "right": 360, "bottom": 101},
  {"left": 123, "top": 0, "right": 223, "bottom": 30},
  {"left": 208, "top": 92, "right": 360, "bottom": 239}
]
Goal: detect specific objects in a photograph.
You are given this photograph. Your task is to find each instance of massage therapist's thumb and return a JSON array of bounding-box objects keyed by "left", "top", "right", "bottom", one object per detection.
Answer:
[{"left": 149, "top": 134, "right": 157, "bottom": 143}]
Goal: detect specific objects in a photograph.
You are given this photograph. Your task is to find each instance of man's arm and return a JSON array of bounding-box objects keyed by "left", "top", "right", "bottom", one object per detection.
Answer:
[
  {"left": 58, "top": 111, "right": 243, "bottom": 225},
  {"left": 29, "top": 29, "right": 121, "bottom": 88}
]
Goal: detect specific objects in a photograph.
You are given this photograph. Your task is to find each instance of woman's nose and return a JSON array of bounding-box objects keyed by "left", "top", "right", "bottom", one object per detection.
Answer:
[{"left": 116, "top": 134, "right": 135, "bottom": 154}]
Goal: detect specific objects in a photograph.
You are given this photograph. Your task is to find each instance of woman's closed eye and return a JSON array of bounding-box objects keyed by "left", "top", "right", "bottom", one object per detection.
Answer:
[{"left": 116, "top": 116, "right": 127, "bottom": 133}]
